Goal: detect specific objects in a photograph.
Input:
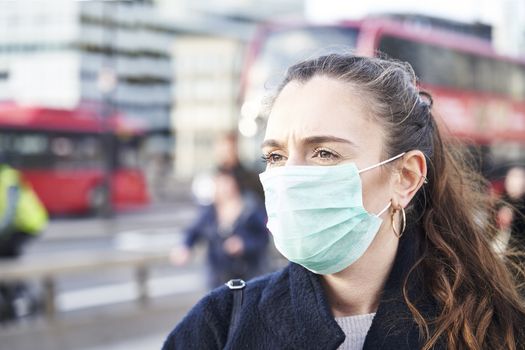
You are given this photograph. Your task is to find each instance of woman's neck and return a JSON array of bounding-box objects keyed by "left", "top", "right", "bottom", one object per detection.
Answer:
[{"left": 321, "top": 227, "right": 399, "bottom": 317}]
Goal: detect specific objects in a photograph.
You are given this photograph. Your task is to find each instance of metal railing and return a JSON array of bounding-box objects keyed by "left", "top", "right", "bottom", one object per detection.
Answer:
[{"left": 0, "top": 250, "right": 170, "bottom": 320}]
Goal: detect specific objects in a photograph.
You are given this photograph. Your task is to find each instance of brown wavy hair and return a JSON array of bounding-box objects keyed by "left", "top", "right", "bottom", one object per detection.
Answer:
[{"left": 273, "top": 53, "right": 525, "bottom": 349}]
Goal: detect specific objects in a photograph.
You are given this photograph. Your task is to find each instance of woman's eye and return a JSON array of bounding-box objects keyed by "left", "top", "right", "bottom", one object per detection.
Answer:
[
  {"left": 261, "top": 153, "right": 285, "bottom": 165},
  {"left": 314, "top": 148, "right": 338, "bottom": 161},
  {"left": 318, "top": 150, "right": 333, "bottom": 158}
]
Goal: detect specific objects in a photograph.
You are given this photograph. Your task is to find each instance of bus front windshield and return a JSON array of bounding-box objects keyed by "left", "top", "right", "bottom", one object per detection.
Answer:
[{"left": 242, "top": 26, "right": 359, "bottom": 120}]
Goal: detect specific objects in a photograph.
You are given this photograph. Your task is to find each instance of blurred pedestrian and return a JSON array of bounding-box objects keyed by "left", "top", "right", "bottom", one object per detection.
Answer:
[
  {"left": 170, "top": 166, "right": 269, "bottom": 289},
  {"left": 163, "top": 54, "right": 525, "bottom": 349},
  {"left": 215, "top": 131, "right": 264, "bottom": 201},
  {"left": 498, "top": 166, "right": 525, "bottom": 252},
  {"left": 0, "top": 151, "right": 48, "bottom": 321},
  {"left": 0, "top": 152, "right": 48, "bottom": 257}
]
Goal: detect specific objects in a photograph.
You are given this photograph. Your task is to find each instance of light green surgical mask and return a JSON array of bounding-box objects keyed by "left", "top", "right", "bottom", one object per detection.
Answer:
[{"left": 259, "top": 153, "right": 405, "bottom": 275}]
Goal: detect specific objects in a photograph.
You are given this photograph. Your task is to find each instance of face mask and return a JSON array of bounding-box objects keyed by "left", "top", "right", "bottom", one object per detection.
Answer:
[{"left": 259, "top": 153, "right": 405, "bottom": 275}]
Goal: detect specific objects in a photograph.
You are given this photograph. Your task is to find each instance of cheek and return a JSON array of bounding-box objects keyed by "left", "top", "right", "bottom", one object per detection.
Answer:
[{"left": 360, "top": 171, "right": 393, "bottom": 215}]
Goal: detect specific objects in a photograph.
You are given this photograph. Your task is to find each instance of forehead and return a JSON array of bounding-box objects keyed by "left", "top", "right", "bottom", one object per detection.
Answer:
[{"left": 265, "top": 76, "right": 383, "bottom": 149}]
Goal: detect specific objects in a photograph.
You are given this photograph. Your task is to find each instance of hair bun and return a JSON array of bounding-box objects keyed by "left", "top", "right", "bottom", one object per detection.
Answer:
[{"left": 418, "top": 91, "right": 433, "bottom": 108}]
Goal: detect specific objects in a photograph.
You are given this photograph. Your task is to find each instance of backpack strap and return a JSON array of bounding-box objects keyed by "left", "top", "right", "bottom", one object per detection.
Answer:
[{"left": 225, "top": 279, "right": 246, "bottom": 344}]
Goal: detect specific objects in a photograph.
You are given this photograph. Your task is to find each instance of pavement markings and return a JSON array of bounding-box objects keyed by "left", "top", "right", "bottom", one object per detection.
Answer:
[{"left": 56, "top": 272, "right": 206, "bottom": 312}]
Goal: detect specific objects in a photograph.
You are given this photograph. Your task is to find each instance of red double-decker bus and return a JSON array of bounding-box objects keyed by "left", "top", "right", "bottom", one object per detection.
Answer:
[
  {"left": 0, "top": 102, "right": 149, "bottom": 215},
  {"left": 239, "top": 16, "right": 525, "bottom": 191}
]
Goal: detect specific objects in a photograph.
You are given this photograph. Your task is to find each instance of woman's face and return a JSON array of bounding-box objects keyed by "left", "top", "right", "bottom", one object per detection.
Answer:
[
  {"left": 214, "top": 173, "right": 240, "bottom": 202},
  {"left": 262, "top": 75, "right": 394, "bottom": 215}
]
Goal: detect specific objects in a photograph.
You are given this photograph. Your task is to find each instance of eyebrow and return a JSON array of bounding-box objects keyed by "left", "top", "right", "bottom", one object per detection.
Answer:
[{"left": 260, "top": 135, "right": 356, "bottom": 149}]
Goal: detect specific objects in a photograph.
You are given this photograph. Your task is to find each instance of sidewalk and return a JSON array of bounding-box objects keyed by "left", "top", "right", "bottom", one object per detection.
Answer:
[
  {"left": 83, "top": 332, "right": 167, "bottom": 350},
  {"left": 0, "top": 292, "right": 205, "bottom": 350},
  {"left": 42, "top": 204, "right": 198, "bottom": 241},
  {"left": 41, "top": 178, "right": 196, "bottom": 241}
]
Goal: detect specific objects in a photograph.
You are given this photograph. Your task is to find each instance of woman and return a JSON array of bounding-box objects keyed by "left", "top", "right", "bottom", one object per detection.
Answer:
[
  {"left": 170, "top": 166, "right": 269, "bottom": 289},
  {"left": 498, "top": 167, "right": 525, "bottom": 254},
  {"left": 163, "top": 54, "right": 525, "bottom": 349}
]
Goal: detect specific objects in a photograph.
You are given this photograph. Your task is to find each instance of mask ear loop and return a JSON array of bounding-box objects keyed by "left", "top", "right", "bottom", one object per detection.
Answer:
[
  {"left": 375, "top": 201, "right": 391, "bottom": 217},
  {"left": 358, "top": 152, "right": 406, "bottom": 174},
  {"left": 360, "top": 153, "right": 406, "bottom": 220}
]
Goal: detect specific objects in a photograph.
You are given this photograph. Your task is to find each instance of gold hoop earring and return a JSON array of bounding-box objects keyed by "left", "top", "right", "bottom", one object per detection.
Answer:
[{"left": 391, "top": 207, "right": 406, "bottom": 238}]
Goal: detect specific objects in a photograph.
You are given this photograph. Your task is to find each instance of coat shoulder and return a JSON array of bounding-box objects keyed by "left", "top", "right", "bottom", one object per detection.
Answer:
[{"left": 162, "top": 267, "right": 290, "bottom": 350}]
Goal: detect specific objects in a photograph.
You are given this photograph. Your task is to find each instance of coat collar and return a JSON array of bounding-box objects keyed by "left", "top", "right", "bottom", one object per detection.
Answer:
[
  {"left": 258, "top": 261, "right": 345, "bottom": 349},
  {"left": 258, "top": 224, "right": 436, "bottom": 349}
]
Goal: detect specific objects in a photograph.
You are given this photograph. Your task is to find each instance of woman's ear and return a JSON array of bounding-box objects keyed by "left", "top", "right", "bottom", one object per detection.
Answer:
[{"left": 392, "top": 150, "right": 427, "bottom": 208}]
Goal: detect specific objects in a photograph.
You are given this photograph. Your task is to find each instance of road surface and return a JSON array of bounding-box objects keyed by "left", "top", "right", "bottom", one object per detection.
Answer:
[{"left": 1, "top": 199, "right": 210, "bottom": 350}]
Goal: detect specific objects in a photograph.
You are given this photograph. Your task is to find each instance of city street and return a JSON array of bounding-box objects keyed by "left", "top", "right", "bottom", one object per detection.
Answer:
[
  {"left": 0, "top": 195, "right": 211, "bottom": 350},
  {"left": 1, "top": 1, "right": 523, "bottom": 348}
]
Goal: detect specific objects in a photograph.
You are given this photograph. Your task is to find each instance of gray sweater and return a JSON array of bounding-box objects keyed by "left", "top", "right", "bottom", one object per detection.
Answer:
[{"left": 335, "top": 313, "right": 376, "bottom": 350}]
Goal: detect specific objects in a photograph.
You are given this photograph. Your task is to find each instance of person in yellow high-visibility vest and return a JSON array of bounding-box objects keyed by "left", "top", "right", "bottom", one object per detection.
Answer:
[
  {"left": 0, "top": 152, "right": 48, "bottom": 258},
  {"left": 0, "top": 152, "right": 48, "bottom": 321}
]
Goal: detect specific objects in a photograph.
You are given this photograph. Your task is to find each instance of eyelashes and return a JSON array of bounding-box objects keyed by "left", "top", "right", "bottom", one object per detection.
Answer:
[
  {"left": 261, "top": 153, "right": 284, "bottom": 165},
  {"left": 261, "top": 147, "right": 341, "bottom": 165},
  {"left": 314, "top": 147, "right": 340, "bottom": 161}
]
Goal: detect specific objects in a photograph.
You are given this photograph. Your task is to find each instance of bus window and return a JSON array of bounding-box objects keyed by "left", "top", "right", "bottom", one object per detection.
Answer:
[
  {"left": 51, "top": 136, "right": 74, "bottom": 159},
  {"left": 510, "top": 64, "right": 525, "bottom": 99},
  {"left": 379, "top": 35, "right": 525, "bottom": 99},
  {"left": 492, "top": 61, "right": 509, "bottom": 96},
  {"left": 448, "top": 50, "right": 475, "bottom": 90},
  {"left": 77, "top": 136, "right": 104, "bottom": 168},
  {"left": 473, "top": 57, "right": 494, "bottom": 95},
  {"left": 378, "top": 36, "right": 475, "bottom": 91},
  {"left": 257, "top": 27, "right": 358, "bottom": 86},
  {"left": 51, "top": 134, "right": 104, "bottom": 170},
  {"left": 243, "top": 26, "right": 359, "bottom": 112},
  {"left": 11, "top": 133, "right": 50, "bottom": 169},
  {"left": 0, "top": 131, "right": 10, "bottom": 156}
]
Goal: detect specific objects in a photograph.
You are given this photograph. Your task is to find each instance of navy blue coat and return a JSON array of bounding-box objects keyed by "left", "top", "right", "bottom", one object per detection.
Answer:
[
  {"left": 184, "top": 194, "right": 269, "bottom": 285},
  {"left": 163, "top": 225, "right": 442, "bottom": 349}
]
